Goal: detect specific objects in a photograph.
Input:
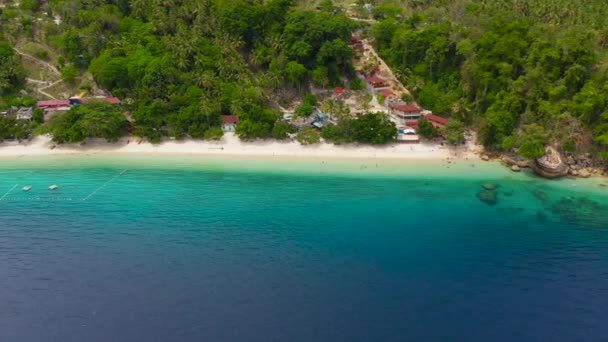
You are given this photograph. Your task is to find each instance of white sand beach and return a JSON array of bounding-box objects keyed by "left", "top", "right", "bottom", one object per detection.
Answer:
[{"left": 0, "top": 133, "right": 481, "bottom": 161}]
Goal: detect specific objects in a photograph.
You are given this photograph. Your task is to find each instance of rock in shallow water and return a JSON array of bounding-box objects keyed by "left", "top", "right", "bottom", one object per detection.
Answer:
[
  {"left": 477, "top": 189, "right": 498, "bottom": 205},
  {"left": 481, "top": 182, "right": 499, "bottom": 190},
  {"left": 511, "top": 165, "right": 521, "bottom": 172}
]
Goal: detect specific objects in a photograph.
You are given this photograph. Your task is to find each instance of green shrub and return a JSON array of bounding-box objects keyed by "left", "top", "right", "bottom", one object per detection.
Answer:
[{"left": 296, "top": 126, "right": 321, "bottom": 145}]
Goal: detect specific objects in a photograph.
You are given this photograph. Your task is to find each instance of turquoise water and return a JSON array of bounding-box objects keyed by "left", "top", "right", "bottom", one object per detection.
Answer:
[{"left": 1, "top": 156, "right": 607, "bottom": 341}]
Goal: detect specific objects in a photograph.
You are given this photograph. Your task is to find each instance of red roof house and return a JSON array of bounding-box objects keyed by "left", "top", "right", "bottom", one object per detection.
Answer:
[
  {"left": 335, "top": 86, "right": 344, "bottom": 94},
  {"left": 221, "top": 115, "right": 239, "bottom": 132},
  {"left": 390, "top": 103, "right": 422, "bottom": 113},
  {"left": 424, "top": 114, "right": 448, "bottom": 127},
  {"left": 380, "top": 89, "right": 395, "bottom": 97},
  {"left": 36, "top": 99, "right": 70, "bottom": 108},
  {"left": 365, "top": 76, "right": 386, "bottom": 88}
]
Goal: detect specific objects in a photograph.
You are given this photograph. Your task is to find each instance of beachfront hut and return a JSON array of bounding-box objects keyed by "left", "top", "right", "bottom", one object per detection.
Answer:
[
  {"left": 221, "top": 115, "right": 238, "bottom": 132},
  {"left": 424, "top": 114, "right": 448, "bottom": 128}
]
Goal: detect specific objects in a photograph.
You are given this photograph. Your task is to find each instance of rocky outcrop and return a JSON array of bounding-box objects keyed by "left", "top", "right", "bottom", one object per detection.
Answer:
[
  {"left": 532, "top": 147, "right": 569, "bottom": 179},
  {"left": 511, "top": 165, "right": 521, "bottom": 172},
  {"left": 502, "top": 154, "right": 530, "bottom": 169}
]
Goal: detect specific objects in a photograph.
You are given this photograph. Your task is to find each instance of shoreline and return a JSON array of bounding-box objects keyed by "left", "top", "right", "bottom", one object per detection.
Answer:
[{"left": 0, "top": 133, "right": 480, "bottom": 161}]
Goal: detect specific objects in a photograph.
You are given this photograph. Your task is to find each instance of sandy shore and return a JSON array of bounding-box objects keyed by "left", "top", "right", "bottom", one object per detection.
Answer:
[{"left": 0, "top": 133, "right": 481, "bottom": 161}]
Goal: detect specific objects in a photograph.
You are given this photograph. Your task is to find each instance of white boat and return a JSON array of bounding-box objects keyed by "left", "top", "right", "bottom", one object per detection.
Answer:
[
  {"left": 22, "top": 186, "right": 32, "bottom": 191},
  {"left": 48, "top": 185, "right": 59, "bottom": 190}
]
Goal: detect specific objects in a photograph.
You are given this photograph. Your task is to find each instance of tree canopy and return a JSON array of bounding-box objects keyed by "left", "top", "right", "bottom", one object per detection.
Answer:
[
  {"left": 46, "top": 101, "right": 127, "bottom": 143},
  {"left": 371, "top": 0, "right": 608, "bottom": 158}
]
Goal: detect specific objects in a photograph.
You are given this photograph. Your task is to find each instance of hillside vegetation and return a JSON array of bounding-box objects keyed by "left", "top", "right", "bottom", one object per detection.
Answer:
[
  {"left": 368, "top": 0, "right": 608, "bottom": 158},
  {"left": 1, "top": 0, "right": 607, "bottom": 159}
]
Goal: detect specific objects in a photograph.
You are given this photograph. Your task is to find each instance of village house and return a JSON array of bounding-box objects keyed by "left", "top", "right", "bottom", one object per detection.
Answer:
[
  {"left": 36, "top": 99, "right": 70, "bottom": 112},
  {"left": 365, "top": 76, "right": 387, "bottom": 88},
  {"left": 424, "top": 114, "right": 448, "bottom": 128},
  {"left": 389, "top": 103, "right": 423, "bottom": 125},
  {"left": 378, "top": 88, "right": 397, "bottom": 102},
  {"left": 16, "top": 107, "right": 33, "bottom": 120},
  {"left": 221, "top": 115, "right": 238, "bottom": 132},
  {"left": 36, "top": 99, "right": 71, "bottom": 121}
]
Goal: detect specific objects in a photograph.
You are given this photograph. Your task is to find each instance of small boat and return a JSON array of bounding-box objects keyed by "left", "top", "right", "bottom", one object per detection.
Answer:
[
  {"left": 48, "top": 185, "right": 59, "bottom": 190},
  {"left": 22, "top": 186, "right": 32, "bottom": 191}
]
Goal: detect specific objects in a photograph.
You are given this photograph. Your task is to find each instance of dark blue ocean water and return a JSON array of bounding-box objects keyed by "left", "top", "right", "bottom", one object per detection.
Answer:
[{"left": 1, "top": 161, "right": 607, "bottom": 341}]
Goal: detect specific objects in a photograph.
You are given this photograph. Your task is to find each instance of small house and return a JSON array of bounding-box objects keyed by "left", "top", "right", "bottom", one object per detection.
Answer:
[
  {"left": 36, "top": 99, "right": 70, "bottom": 111},
  {"left": 378, "top": 89, "right": 397, "bottom": 102},
  {"left": 16, "top": 107, "right": 33, "bottom": 120},
  {"left": 221, "top": 115, "right": 238, "bottom": 132},
  {"left": 365, "top": 76, "right": 387, "bottom": 88},
  {"left": 424, "top": 114, "right": 448, "bottom": 128}
]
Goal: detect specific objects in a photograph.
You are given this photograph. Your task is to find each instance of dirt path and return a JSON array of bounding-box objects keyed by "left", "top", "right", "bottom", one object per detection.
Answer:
[
  {"left": 361, "top": 39, "right": 412, "bottom": 98},
  {"left": 14, "top": 48, "right": 60, "bottom": 75},
  {"left": 15, "top": 48, "right": 63, "bottom": 99}
]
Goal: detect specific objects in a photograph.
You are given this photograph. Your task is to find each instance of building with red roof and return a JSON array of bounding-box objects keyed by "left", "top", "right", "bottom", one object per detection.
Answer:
[
  {"left": 221, "top": 115, "right": 239, "bottom": 132},
  {"left": 335, "top": 86, "right": 344, "bottom": 94},
  {"left": 36, "top": 99, "right": 70, "bottom": 108},
  {"left": 365, "top": 76, "right": 386, "bottom": 88},
  {"left": 389, "top": 103, "right": 423, "bottom": 125},
  {"left": 424, "top": 114, "right": 448, "bottom": 128}
]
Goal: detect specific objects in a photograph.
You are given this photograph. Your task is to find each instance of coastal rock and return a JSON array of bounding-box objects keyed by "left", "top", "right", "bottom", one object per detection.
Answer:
[
  {"left": 511, "top": 165, "right": 521, "bottom": 172},
  {"left": 477, "top": 189, "right": 498, "bottom": 205},
  {"left": 578, "top": 169, "right": 591, "bottom": 178},
  {"left": 566, "top": 156, "right": 576, "bottom": 165},
  {"left": 481, "top": 155, "right": 490, "bottom": 161},
  {"left": 502, "top": 155, "right": 530, "bottom": 168},
  {"left": 481, "top": 182, "right": 498, "bottom": 190},
  {"left": 532, "top": 147, "right": 569, "bottom": 179}
]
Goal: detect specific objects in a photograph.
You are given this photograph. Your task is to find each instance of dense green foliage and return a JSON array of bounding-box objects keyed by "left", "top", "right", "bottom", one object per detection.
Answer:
[
  {"left": 371, "top": 0, "right": 608, "bottom": 158},
  {"left": 0, "top": 41, "right": 25, "bottom": 96},
  {"left": 444, "top": 119, "right": 465, "bottom": 145},
  {"left": 296, "top": 126, "right": 320, "bottom": 145},
  {"left": 417, "top": 118, "right": 436, "bottom": 139},
  {"left": 322, "top": 112, "right": 397, "bottom": 144},
  {"left": 14, "top": 0, "right": 355, "bottom": 141},
  {"left": 271, "top": 121, "right": 296, "bottom": 139},
  {"left": 45, "top": 101, "right": 127, "bottom": 143},
  {"left": 0, "top": 115, "right": 31, "bottom": 141},
  {"left": 1, "top": 0, "right": 359, "bottom": 142}
]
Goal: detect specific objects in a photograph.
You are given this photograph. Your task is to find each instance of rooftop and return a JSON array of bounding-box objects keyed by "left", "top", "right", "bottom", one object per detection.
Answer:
[
  {"left": 380, "top": 89, "right": 395, "bottom": 97},
  {"left": 365, "top": 76, "right": 385, "bottom": 84},
  {"left": 390, "top": 103, "right": 422, "bottom": 113},
  {"left": 424, "top": 114, "right": 448, "bottom": 125},
  {"left": 221, "top": 115, "right": 239, "bottom": 124},
  {"left": 37, "top": 99, "right": 70, "bottom": 107}
]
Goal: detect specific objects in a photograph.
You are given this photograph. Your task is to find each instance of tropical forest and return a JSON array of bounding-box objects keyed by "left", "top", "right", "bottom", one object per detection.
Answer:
[{"left": 0, "top": 0, "right": 607, "bottom": 161}]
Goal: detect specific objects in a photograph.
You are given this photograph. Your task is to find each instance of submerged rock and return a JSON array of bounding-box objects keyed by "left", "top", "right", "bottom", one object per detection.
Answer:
[
  {"left": 481, "top": 182, "right": 499, "bottom": 190},
  {"left": 549, "top": 196, "right": 608, "bottom": 225},
  {"left": 531, "top": 189, "right": 549, "bottom": 202},
  {"left": 532, "top": 147, "right": 569, "bottom": 179},
  {"left": 477, "top": 189, "right": 498, "bottom": 205}
]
